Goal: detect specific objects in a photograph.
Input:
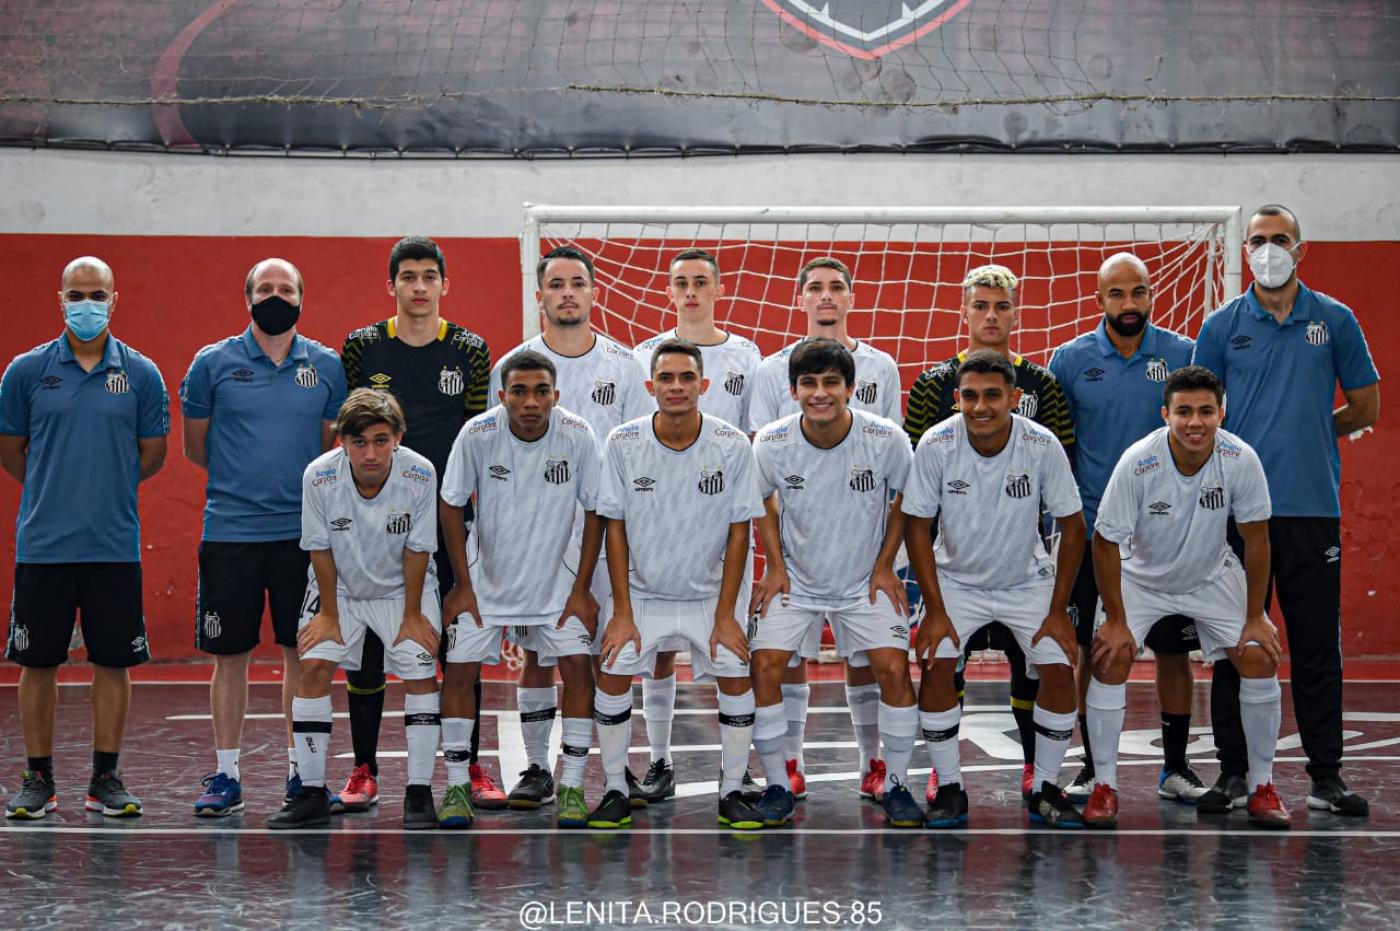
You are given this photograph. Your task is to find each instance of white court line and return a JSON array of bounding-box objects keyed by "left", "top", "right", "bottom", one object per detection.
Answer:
[
  {"left": 3, "top": 826, "right": 1398, "bottom": 838},
  {"left": 13, "top": 677, "right": 1400, "bottom": 688}
]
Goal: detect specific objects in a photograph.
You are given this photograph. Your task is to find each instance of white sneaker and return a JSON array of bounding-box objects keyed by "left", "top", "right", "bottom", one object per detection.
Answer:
[{"left": 1158, "top": 766, "right": 1208, "bottom": 803}]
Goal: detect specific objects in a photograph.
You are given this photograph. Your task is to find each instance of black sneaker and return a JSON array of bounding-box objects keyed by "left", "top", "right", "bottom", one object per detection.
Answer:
[
  {"left": 740, "top": 769, "right": 763, "bottom": 805},
  {"left": 85, "top": 770, "right": 142, "bottom": 817},
  {"left": 1064, "top": 765, "right": 1094, "bottom": 805},
  {"left": 585, "top": 789, "right": 632, "bottom": 829},
  {"left": 1307, "top": 775, "right": 1369, "bottom": 817},
  {"left": 1030, "top": 782, "right": 1084, "bottom": 830},
  {"left": 507, "top": 764, "right": 556, "bottom": 810},
  {"left": 6, "top": 770, "right": 56, "bottom": 820},
  {"left": 266, "top": 786, "right": 331, "bottom": 829},
  {"left": 925, "top": 782, "right": 969, "bottom": 829},
  {"left": 717, "top": 790, "right": 764, "bottom": 831},
  {"left": 637, "top": 758, "right": 676, "bottom": 804},
  {"left": 403, "top": 784, "right": 437, "bottom": 830},
  {"left": 1197, "top": 773, "right": 1249, "bottom": 814}
]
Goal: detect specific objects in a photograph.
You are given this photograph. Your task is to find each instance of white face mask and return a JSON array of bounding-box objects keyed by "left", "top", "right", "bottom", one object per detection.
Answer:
[{"left": 1247, "top": 243, "right": 1298, "bottom": 290}]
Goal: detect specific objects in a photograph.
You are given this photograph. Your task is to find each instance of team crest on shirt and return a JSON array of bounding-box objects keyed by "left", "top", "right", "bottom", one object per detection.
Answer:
[
  {"left": 1306, "top": 321, "right": 1329, "bottom": 346},
  {"left": 386, "top": 511, "right": 413, "bottom": 534},
  {"left": 544, "top": 459, "right": 571, "bottom": 484},
  {"left": 854, "top": 380, "right": 879, "bottom": 405},
  {"left": 1015, "top": 392, "right": 1038, "bottom": 418},
  {"left": 592, "top": 380, "right": 617, "bottom": 405},
  {"left": 724, "top": 371, "right": 746, "bottom": 396},
  {"left": 438, "top": 366, "right": 464, "bottom": 396},
  {"left": 290, "top": 364, "right": 316, "bottom": 389},
  {"left": 104, "top": 369, "right": 129, "bottom": 394},
  {"left": 1004, "top": 473, "right": 1032, "bottom": 499},
  {"left": 1145, "top": 358, "right": 1168, "bottom": 383},
  {"left": 849, "top": 467, "right": 876, "bottom": 493},
  {"left": 203, "top": 611, "right": 222, "bottom": 640},
  {"left": 698, "top": 467, "right": 725, "bottom": 495},
  {"left": 1199, "top": 486, "right": 1226, "bottom": 510}
]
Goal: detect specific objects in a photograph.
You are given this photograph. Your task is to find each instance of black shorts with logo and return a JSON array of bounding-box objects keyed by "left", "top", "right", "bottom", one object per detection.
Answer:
[
  {"left": 7, "top": 562, "right": 150, "bottom": 668},
  {"left": 1070, "top": 540, "right": 1200, "bottom": 654},
  {"left": 196, "top": 539, "right": 310, "bottom": 654}
]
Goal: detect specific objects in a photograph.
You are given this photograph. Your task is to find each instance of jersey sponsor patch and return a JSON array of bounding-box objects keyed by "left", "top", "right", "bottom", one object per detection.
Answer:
[
  {"left": 401, "top": 463, "right": 433, "bottom": 483},
  {"left": 349, "top": 324, "right": 380, "bottom": 342},
  {"left": 468, "top": 414, "right": 499, "bottom": 435},
  {"left": 294, "top": 364, "right": 319, "bottom": 389},
  {"left": 1133, "top": 455, "right": 1160, "bottom": 476},
  {"left": 104, "top": 369, "right": 129, "bottom": 394}
]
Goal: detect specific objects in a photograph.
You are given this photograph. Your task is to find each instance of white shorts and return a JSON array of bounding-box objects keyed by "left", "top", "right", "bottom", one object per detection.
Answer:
[
  {"left": 602, "top": 596, "right": 748, "bottom": 680},
  {"left": 509, "top": 615, "right": 596, "bottom": 665},
  {"left": 933, "top": 579, "right": 1068, "bottom": 674},
  {"left": 299, "top": 590, "right": 441, "bottom": 681},
  {"left": 444, "top": 618, "right": 509, "bottom": 666},
  {"left": 657, "top": 550, "right": 754, "bottom": 655},
  {"left": 1102, "top": 560, "right": 1251, "bottom": 663},
  {"left": 755, "top": 593, "right": 908, "bottom": 660}
]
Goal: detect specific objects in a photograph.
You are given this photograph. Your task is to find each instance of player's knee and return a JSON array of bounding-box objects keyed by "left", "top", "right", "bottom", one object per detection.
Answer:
[
  {"left": 1093, "top": 654, "right": 1132, "bottom": 686},
  {"left": 557, "top": 654, "right": 594, "bottom": 690},
  {"left": 442, "top": 661, "right": 479, "bottom": 692},
  {"left": 1156, "top": 650, "right": 1193, "bottom": 680},
  {"left": 404, "top": 676, "right": 439, "bottom": 695},
  {"left": 782, "top": 662, "right": 809, "bottom": 685},
  {"left": 298, "top": 660, "right": 338, "bottom": 696},
  {"left": 845, "top": 663, "right": 877, "bottom": 687},
  {"left": 715, "top": 675, "right": 753, "bottom": 697},
  {"left": 213, "top": 650, "right": 253, "bottom": 671},
  {"left": 596, "top": 670, "right": 632, "bottom": 697},
  {"left": 1231, "top": 645, "right": 1276, "bottom": 679}
]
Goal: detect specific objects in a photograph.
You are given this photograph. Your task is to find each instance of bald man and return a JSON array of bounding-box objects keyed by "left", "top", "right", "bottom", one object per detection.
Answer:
[
  {"left": 1048, "top": 253, "right": 1202, "bottom": 805},
  {"left": 180, "top": 258, "right": 346, "bottom": 817},
  {"left": 1, "top": 257, "right": 170, "bottom": 819}
]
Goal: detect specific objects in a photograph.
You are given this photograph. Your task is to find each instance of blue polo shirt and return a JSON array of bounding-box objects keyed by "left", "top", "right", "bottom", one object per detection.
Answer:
[
  {"left": 181, "top": 327, "right": 346, "bottom": 542},
  {"left": 1193, "top": 282, "right": 1379, "bottom": 517},
  {"left": 0, "top": 333, "right": 169, "bottom": 563},
  {"left": 1049, "top": 321, "right": 1195, "bottom": 530}
]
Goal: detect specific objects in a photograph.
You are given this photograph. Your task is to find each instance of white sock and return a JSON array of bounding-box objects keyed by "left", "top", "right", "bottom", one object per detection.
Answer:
[
  {"left": 1239, "top": 675, "right": 1282, "bottom": 791},
  {"left": 292, "top": 695, "right": 333, "bottom": 788},
  {"left": 716, "top": 689, "right": 756, "bottom": 796},
  {"left": 403, "top": 691, "right": 441, "bottom": 787},
  {"left": 1086, "top": 678, "right": 1126, "bottom": 790},
  {"left": 753, "top": 702, "right": 790, "bottom": 791},
  {"left": 442, "top": 716, "right": 475, "bottom": 787},
  {"left": 287, "top": 746, "right": 297, "bottom": 778},
  {"left": 642, "top": 674, "right": 676, "bottom": 765},
  {"left": 1031, "top": 705, "right": 1076, "bottom": 795},
  {"left": 781, "top": 683, "right": 810, "bottom": 769},
  {"left": 846, "top": 682, "right": 881, "bottom": 766},
  {"left": 920, "top": 706, "right": 962, "bottom": 787},
  {"left": 879, "top": 702, "right": 919, "bottom": 792},
  {"left": 517, "top": 686, "right": 558, "bottom": 771},
  {"left": 216, "top": 748, "right": 240, "bottom": 782},
  {"left": 559, "top": 717, "right": 592, "bottom": 789},
  {"left": 594, "top": 688, "right": 633, "bottom": 794}
]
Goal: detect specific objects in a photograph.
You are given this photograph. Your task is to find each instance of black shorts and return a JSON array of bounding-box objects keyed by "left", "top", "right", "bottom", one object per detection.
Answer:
[
  {"left": 7, "top": 562, "right": 150, "bottom": 668},
  {"left": 1069, "top": 539, "right": 1199, "bottom": 654},
  {"left": 196, "top": 539, "right": 309, "bottom": 654}
]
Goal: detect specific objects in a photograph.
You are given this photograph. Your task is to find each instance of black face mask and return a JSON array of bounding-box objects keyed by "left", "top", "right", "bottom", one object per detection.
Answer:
[{"left": 251, "top": 294, "right": 301, "bottom": 336}]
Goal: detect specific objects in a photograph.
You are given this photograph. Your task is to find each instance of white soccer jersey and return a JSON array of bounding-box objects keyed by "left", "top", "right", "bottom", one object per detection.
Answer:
[
  {"left": 596, "top": 413, "right": 765, "bottom": 601},
  {"left": 300, "top": 445, "right": 438, "bottom": 600},
  {"left": 440, "top": 404, "right": 600, "bottom": 620},
  {"left": 634, "top": 329, "right": 763, "bottom": 430},
  {"left": 1094, "top": 426, "right": 1271, "bottom": 594},
  {"left": 490, "top": 333, "right": 651, "bottom": 448},
  {"left": 901, "top": 413, "right": 1081, "bottom": 590},
  {"left": 754, "top": 409, "right": 912, "bottom": 606},
  {"left": 748, "top": 338, "right": 902, "bottom": 432}
]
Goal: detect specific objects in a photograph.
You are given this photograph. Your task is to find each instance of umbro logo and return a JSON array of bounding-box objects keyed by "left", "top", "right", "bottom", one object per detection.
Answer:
[
  {"left": 39, "top": 375, "right": 62, "bottom": 389},
  {"left": 370, "top": 373, "right": 392, "bottom": 387},
  {"left": 1149, "top": 501, "right": 1172, "bottom": 515},
  {"left": 784, "top": 474, "right": 805, "bottom": 490},
  {"left": 331, "top": 517, "right": 353, "bottom": 531},
  {"left": 232, "top": 368, "right": 255, "bottom": 381},
  {"left": 1231, "top": 335, "right": 1252, "bottom": 349},
  {"left": 1324, "top": 546, "right": 1340, "bottom": 564},
  {"left": 1084, "top": 368, "right": 1105, "bottom": 382},
  {"left": 489, "top": 465, "right": 510, "bottom": 481},
  {"left": 633, "top": 476, "right": 656, "bottom": 492},
  {"left": 946, "top": 479, "right": 970, "bottom": 495}
]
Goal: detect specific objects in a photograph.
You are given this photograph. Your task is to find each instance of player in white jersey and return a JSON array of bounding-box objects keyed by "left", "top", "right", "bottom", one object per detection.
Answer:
[
  {"left": 269, "top": 389, "right": 442, "bottom": 830},
  {"left": 902, "top": 351, "right": 1086, "bottom": 829},
  {"left": 591, "top": 339, "right": 767, "bottom": 830},
  {"left": 437, "top": 350, "right": 603, "bottom": 829},
  {"left": 1084, "top": 365, "right": 1289, "bottom": 829},
  {"left": 488, "top": 246, "right": 650, "bottom": 809},
  {"left": 747, "top": 256, "right": 904, "bottom": 799},
  {"left": 749, "top": 339, "right": 921, "bottom": 828},
  {"left": 630, "top": 249, "right": 764, "bottom": 804}
]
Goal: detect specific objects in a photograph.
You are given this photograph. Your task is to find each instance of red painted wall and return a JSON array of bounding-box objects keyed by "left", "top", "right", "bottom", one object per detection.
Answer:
[{"left": 0, "top": 234, "right": 1394, "bottom": 658}]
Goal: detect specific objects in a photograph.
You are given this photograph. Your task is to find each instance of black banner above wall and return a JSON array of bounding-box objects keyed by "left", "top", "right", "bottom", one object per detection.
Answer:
[{"left": 1, "top": 0, "right": 1396, "bottom": 156}]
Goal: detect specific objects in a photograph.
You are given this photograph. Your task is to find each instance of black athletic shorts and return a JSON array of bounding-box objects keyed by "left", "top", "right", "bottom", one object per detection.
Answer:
[
  {"left": 1069, "top": 539, "right": 1199, "bottom": 653},
  {"left": 7, "top": 562, "right": 150, "bottom": 668},
  {"left": 195, "top": 539, "right": 310, "bottom": 654}
]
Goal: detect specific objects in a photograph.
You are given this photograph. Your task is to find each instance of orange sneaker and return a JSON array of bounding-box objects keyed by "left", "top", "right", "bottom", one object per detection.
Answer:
[
  {"left": 1021, "top": 763, "right": 1035, "bottom": 801},
  {"left": 859, "top": 759, "right": 886, "bottom": 801},
  {"left": 925, "top": 769, "right": 939, "bottom": 804},
  {"left": 1247, "top": 782, "right": 1291, "bottom": 830},
  {"left": 1083, "top": 783, "right": 1119, "bottom": 829},
  {"left": 331, "top": 763, "right": 379, "bottom": 814},
  {"left": 786, "top": 759, "right": 807, "bottom": 800},
  {"left": 470, "top": 762, "right": 509, "bottom": 810}
]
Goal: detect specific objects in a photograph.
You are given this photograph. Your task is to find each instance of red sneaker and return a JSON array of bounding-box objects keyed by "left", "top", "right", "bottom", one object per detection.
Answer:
[
  {"left": 470, "top": 763, "right": 509, "bottom": 810},
  {"left": 1083, "top": 783, "right": 1119, "bottom": 829},
  {"left": 1247, "top": 782, "right": 1291, "bottom": 830},
  {"left": 925, "top": 769, "right": 939, "bottom": 805},
  {"left": 859, "top": 759, "right": 886, "bottom": 801},
  {"left": 1021, "top": 763, "right": 1036, "bottom": 801},
  {"left": 786, "top": 759, "right": 808, "bottom": 800},
  {"left": 332, "top": 763, "right": 379, "bottom": 814}
]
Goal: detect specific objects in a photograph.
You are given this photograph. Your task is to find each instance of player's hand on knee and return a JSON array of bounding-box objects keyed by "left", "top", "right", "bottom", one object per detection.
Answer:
[
  {"left": 750, "top": 568, "right": 790, "bottom": 618},
  {"left": 1238, "top": 613, "right": 1282, "bottom": 666},
  {"left": 1032, "top": 607, "right": 1079, "bottom": 667},
  {"left": 560, "top": 584, "right": 599, "bottom": 636},
  {"left": 395, "top": 610, "right": 440, "bottom": 658},
  {"left": 1090, "top": 620, "right": 1135, "bottom": 670},
  {"left": 296, "top": 613, "right": 343, "bottom": 657},
  {"left": 711, "top": 614, "right": 751, "bottom": 665},
  {"left": 442, "top": 584, "right": 483, "bottom": 629},
  {"left": 869, "top": 564, "right": 909, "bottom": 617},
  {"left": 598, "top": 612, "right": 639, "bottom": 668},
  {"left": 915, "top": 608, "right": 957, "bottom": 667}
]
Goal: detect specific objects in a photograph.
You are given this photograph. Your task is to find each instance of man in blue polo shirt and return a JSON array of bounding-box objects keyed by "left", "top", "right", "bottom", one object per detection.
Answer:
[
  {"left": 1193, "top": 204, "right": 1380, "bottom": 817},
  {"left": 1049, "top": 253, "right": 1205, "bottom": 806},
  {"left": 0, "top": 256, "right": 169, "bottom": 820},
  {"left": 180, "top": 257, "right": 346, "bottom": 817}
]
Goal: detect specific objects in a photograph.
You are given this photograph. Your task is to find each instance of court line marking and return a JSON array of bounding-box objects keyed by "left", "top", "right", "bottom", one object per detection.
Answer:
[
  {"left": 4, "top": 826, "right": 1397, "bottom": 838},
  {"left": 9, "top": 677, "right": 1400, "bottom": 688}
]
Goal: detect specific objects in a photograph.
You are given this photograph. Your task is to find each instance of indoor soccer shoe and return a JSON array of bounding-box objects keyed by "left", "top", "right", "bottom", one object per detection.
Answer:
[
  {"left": 267, "top": 786, "right": 330, "bottom": 829},
  {"left": 630, "top": 759, "right": 676, "bottom": 807},
  {"left": 284, "top": 769, "right": 302, "bottom": 805},
  {"left": 1030, "top": 783, "right": 1084, "bottom": 830},
  {"left": 6, "top": 770, "right": 56, "bottom": 820},
  {"left": 1064, "top": 765, "right": 1094, "bottom": 805},
  {"left": 740, "top": 769, "right": 763, "bottom": 805},
  {"left": 924, "top": 783, "right": 968, "bottom": 829},
  {"left": 86, "top": 770, "right": 142, "bottom": 817},
  {"left": 331, "top": 764, "right": 379, "bottom": 814},
  {"left": 754, "top": 784, "right": 796, "bottom": 827},
  {"left": 1306, "top": 775, "right": 1370, "bottom": 817},
  {"left": 469, "top": 763, "right": 508, "bottom": 810},
  {"left": 193, "top": 772, "right": 244, "bottom": 817},
  {"left": 1083, "top": 783, "right": 1119, "bottom": 829},
  {"left": 717, "top": 790, "right": 765, "bottom": 831},
  {"left": 859, "top": 759, "right": 886, "bottom": 801},
  {"left": 556, "top": 785, "right": 589, "bottom": 829},
  {"left": 1248, "top": 783, "right": 1292, "bottom": 830},
  {"left": 585, "top": 789, "right": 632, "bottom": 829},
  {"left": 1197, "top": 772, "right": 1248, "bottom": 813},
  {"left": 1020, "top": 764, "right": 1035, "bottom": 802},
  {"left": 881, "top": 782, "right": 924, "bottom": 829},
  {"left": 508, "top": 764, "right": 556, "bottom": 809},
  {"left": 1158, "top": 766, "right": 1208, "bottom": 804},
  {"left": 403, "top": 784, "right": 437, "bottom": 830},
  {"left": 786, "top": 760, "right": 807, "bottom": 800},
  {"left": 437, "top": 784, "right": 474, "bottom": 829},
  {"left": 925, "top": 769, "right": 938, "bottom": 805}
]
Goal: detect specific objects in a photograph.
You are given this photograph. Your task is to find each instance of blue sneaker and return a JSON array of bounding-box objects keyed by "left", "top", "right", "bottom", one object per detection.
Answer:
[
  {"left": 754, "top": 783, "right": 795, "bottom": 827},
  {"left": 194, "top": 772, "right": 244, "bottom": 817},
  {"left": 881, "top": 781, "right": 923, "bottom": 828},
  {"left": 285, "top": 769, "right": 302, "bottom": 805},
  {"left": 925, "top": 782, "right": 969, "bottom": 828}
]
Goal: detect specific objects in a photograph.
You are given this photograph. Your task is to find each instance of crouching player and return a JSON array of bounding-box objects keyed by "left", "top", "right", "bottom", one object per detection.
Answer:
[
  {"left": 749, "top": 339, "right": 920, "bottom": 827},
  {"left": 269, "top": 389, "right": 442, "bottom": 829},
  {"left": 438, "top": 350, "right": 604, "bottom": 829},
  {"left": 902, "top": 351, "right": 1086, "bottom": 829},
  {"left": 1085, "top": 365, "right": 1288, "bottom": 829}
]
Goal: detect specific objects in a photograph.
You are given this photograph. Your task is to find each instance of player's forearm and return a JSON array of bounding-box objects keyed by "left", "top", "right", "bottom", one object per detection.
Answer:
[
  {"left": 1091, "top": 532, "right": 1125, "bottom": 622},
  {"left": 182, "top": 421, "right": 209, "bottom": 469},
  {"left": 309, "top": 549, "right": 340, "bottom": 618},
  {"left": 0, "top": 437, "right": 26, "bottom": 484},
  {"left": 903, "top": 517, "right": 946, "bottom": 614},
  {"left": 873, "top": 496, "right": 905, "bottom": 572},
  {"left": 605, "top": 518, "right": 633, "bottom": 617},
  {"left": 438, "top": 500, "right": 471, "bottom": 586},
  {"left": 576, "top": 511, "right": 604, "bottom": 591},
  {"left": 1049, "top": 512, "right": 1086, "bottom": 613},
  {"left": 1240, "top": 522, "right": 1272, "bottom": 620},
  {"left": 401, "top": 549, "right": 431, "bottom": 615},
  {"left": 715, "top": 522, "right": 749, "bottom": 621},
  {"left": 1335, "top": 387, "right": 1380, "bottom": 435},
  {"left": 755, "top": 499, "right": 785, "bottom": 576},
  {"left": 138, "top": 438, "right": 167, "bottom": 481}
]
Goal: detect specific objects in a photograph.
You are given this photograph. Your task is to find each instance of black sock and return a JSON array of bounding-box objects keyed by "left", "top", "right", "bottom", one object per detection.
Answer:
[
  {"left": 92, "top": 750, "right": 119, "bottom": 776},
  {"left": 469, "top": 673, "right": 483, "bottom": 765},
  {"left": 1161, "top": 712, "right": 1191, "bottom": 772},
  {"left": 1078, "top": 714, "right": 1095, "bottom": 776},
  {"left": 1012, "top": 703, "right": 1036, "bottom": 766},
  {"left": 347, "top": 686, "right": 386, "bottom": 776},
  {"left": 27, "top": 756, "right": 53, "bottom": 779}
]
